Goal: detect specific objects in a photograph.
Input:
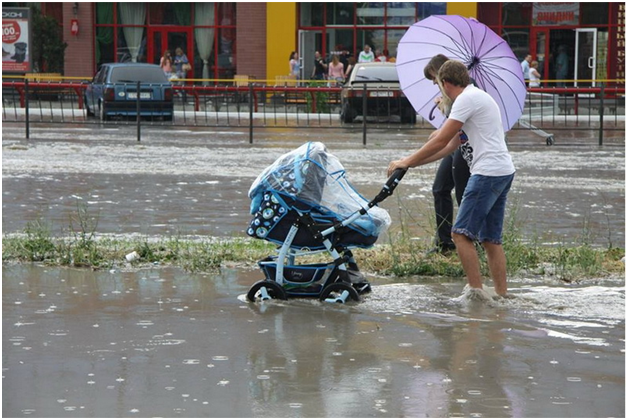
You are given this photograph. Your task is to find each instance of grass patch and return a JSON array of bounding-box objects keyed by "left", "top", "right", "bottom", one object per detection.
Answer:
[{"left": 2, "top": 202, "right": 624, "bottom": 282}]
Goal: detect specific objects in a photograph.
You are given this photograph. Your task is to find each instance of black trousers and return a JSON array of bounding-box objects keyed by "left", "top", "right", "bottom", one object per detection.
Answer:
[{"left": 432, "top": 148, "right": 470, "bottom": 247}]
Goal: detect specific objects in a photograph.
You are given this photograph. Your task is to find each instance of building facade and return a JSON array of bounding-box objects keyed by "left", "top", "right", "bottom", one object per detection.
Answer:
[{"left": 4, "top": 2, "right": 624, "bottom": 87}]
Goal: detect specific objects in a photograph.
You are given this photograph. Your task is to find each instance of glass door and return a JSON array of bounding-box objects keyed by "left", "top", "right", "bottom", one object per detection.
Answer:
[
  {"left": 148, "top": 27, "right": 193, "bottom": 77},
  {"left": 574, "top": 28, "right": 597, "bottom": 87},
  {"left": 299, "top": 30, "right": 323, "bottom": 81}
]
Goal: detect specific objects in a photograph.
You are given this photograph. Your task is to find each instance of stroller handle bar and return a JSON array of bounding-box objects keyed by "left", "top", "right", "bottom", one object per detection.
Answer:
[
  {"left": 316, "top": 168, "right": 406, "bottom": 239},
  {"left": 371, "top": 168, "right": 407, "bottom": 206}
]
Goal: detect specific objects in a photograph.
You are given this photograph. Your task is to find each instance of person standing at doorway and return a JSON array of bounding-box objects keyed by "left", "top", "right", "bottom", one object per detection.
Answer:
[
  {"left": 520, "top": 53, "right": 532, "bottom": 81},
  {"left": 160, "top": 49, "right": 174, "bottom": 80},
  {"left": 173, "top": 47, "right": 189, "bottom": 80},
  {"left": 311, "top": 51, "right": 327, "bottom": 80},
  {"left": 358, "top": 44, "right": 375, "bottom": 63}
]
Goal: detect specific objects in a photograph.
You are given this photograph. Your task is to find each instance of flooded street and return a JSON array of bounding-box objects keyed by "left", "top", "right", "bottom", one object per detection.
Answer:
[
  {"left": 3, "top": 265, "right": 624, "bottom": 417},
  {"left": 2, "top": 123, "right": 625, "bottom": 246},
  {"left": 2, "top": 123, "right": 625, "bottom": 417}
]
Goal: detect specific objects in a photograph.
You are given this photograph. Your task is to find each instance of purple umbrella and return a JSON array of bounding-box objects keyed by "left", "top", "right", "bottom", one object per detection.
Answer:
[{"left": 396, "top": 15, "right": 526, "bottom": 131}]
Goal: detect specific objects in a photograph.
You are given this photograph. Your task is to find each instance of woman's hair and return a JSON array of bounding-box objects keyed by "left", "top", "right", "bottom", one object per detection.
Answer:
[
  {"left": 175, "top": 47, "right": 183, "bottom": 55},
  {"left": 424, "top": 54, "right": 449, "bottom": 80},
  {"left": 437, "top": 60, "right": 470, "bottom": 87},
  {"left": 531, "top": 60, "right": 538, "bottom": 68},
  {"left": 289, "top": 51, "right": 296, "bottom": 61},
  {"left": 331, "top": 54, "right": 339, "bottom": 65}
]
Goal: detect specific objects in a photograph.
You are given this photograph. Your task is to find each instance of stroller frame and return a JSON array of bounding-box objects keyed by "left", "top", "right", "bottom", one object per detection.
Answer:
[{"left": 247, "top": 168, "right": 406, "bottom": 304}]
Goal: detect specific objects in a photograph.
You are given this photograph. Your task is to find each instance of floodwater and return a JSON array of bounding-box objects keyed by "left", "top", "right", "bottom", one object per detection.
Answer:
[
  {"left": 2, "top": 123, "right": 625, "bottom": 417},
  {"left": 2, "top": 264, "right": 624, "bottom": 417},
  {"left": 2, "top": 123, "right": 625, "bottom": 246}
]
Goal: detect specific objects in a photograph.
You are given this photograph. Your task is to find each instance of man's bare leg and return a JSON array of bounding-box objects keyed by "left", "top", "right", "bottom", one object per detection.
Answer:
[
  {"left": 482, "top": 242, "right": 508, "bottom": 296},
  {"left": 452, "top": 233, "right": 483, "bottom": 289}
]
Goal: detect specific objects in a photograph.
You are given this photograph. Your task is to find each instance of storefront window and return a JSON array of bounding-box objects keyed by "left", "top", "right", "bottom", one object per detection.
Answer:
[
  {"left": 357, "top": 3, "right": 384, "bottom": 26},
  {"left": 417, "top": 2, "right": 446, "bottom": 20},
  {"left": 385, "top": 29, "right": 406, "bottom": 59},
  {"left": 386, "top": 3, "right": 416, "bottom": 25},
  {"left": 326, "top": 28, "right": 354, "bottom": 56},
  {"left": 502, "top": 3, "right": 531, "bottom": 26},
  {"left": 357, "top": 29, "right": 385, "bottom": 52},
  {"left": 148, "top": 4, "right": 191, "bottom": 26},
  {"left": 502, "top": 28, "right": 529, "bottom": 62},
  {"left": 581, "top": 3, "right": 609, "bottom": 25},
  {"left": 326, "top": 3, "right": 354, "bottom": 26},
  {"left": 301, "top": 3, "right": 324, "bottom": 27}
]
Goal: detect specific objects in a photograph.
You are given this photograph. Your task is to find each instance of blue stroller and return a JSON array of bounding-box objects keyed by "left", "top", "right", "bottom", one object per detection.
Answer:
[{"left": 246, "top": 142, "right": 405, "bottom": 303}]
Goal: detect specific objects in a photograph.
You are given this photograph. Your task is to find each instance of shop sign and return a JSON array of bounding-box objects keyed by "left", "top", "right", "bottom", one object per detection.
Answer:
[
  {"left": 2, "top": 7, "right": 32, "bottom": 73},
  {"left": 533, "top": 3, "right": 579, "bottom": 26}
]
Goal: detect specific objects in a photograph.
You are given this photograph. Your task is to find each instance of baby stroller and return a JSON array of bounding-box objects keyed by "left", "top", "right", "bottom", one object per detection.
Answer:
[{"left": 246, "top": 142, "right": 405, "bottom": 304}]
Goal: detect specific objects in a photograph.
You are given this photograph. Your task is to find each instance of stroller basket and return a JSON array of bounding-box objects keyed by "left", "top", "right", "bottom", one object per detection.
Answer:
[{"left": 259, "top": 257, "right": 332, "bottom": 285}]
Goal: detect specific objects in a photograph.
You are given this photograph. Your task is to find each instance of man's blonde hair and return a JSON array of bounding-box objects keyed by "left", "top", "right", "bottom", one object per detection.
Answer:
[{"left": 437, "top": 60, "right": 470, "bottom": 87}]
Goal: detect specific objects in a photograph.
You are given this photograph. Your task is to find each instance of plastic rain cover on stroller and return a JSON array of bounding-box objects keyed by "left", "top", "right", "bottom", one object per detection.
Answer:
[{"left": 247, "top": 142, "right": 391, "bottom": 250}]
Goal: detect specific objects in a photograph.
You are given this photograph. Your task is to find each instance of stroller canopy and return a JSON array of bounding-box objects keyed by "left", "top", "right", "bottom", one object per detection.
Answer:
[{"left": 248, "top": 142, "right": 391, "bottom": 245}]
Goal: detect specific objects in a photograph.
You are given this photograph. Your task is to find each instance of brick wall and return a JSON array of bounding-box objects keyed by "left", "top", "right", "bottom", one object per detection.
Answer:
[
  {"left": 236, "top": 3, "right": 267, "bottom": 81},
  {"left": 63, "top": 2, "right": 94, "bottom": 78}
]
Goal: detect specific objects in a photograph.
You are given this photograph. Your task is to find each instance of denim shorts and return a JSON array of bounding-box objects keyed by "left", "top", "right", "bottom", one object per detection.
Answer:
[{"left": 452, "top": 173, "right": 515, "bottom": 244}]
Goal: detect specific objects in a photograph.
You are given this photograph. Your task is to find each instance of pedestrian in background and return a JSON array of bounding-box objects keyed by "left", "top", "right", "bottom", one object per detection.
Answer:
[
  {"left": 311, "top": 51, "right": 327, "bottom": 80},
  {"left": 423, "top": 54, "right": 471, "bottom": 255},
  {"left": 289, "top": 51, "right": 301, "bottom": 79},
  {"left": 344, "top": 56, "right": 356, "bottom": 81},
  {"left": 160, "top": 49, "right": 174, "bottom": 80},
  {"left": 173, "top": 47, "right": 189, "bottom": 80},
  {"left": 328, "top": 54, "right": 345, "bottom": 85},
  {"left": 520, "top": 53, "right": 531, "bottom": 81},
  {"left": 358, "top": 44, "right": 375, "bottom": 63},
  {"left": 529, "top": 60, "right": 541, "bottom": 87}
]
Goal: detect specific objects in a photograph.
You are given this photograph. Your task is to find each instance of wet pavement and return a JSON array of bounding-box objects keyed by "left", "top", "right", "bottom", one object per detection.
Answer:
[
  {"left": 2, "top": 123, "right": 625, "bottom": 246},
  {"left": 3, "top": 264, "right": 624, "bottom": 417},
  {"left": 2, "top": 123, "right": 625, "bottom": 417}
]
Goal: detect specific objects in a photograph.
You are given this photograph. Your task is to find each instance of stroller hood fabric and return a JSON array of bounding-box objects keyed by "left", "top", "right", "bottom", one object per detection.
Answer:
[{"left": 248, "top": 142, "right": 391, "bottom": 246}]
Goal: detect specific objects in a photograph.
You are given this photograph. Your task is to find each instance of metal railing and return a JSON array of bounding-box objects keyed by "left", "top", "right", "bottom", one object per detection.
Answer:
[{"left": 2, "top": 78, "right": 625, "bottom": 144}]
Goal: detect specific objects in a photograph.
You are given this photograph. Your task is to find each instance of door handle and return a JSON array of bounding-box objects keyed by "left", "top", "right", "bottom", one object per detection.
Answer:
[{"left": 588, "top": 57, "right": 594, "bottom": 69}]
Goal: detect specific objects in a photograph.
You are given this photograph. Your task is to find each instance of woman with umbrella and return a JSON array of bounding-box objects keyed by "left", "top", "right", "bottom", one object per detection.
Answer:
[
  {"left": 423, "top": 54, "right": 471, "bottom": 256},
  {"left": 387, "top": 60, "right": 515, "bottom": 298}
]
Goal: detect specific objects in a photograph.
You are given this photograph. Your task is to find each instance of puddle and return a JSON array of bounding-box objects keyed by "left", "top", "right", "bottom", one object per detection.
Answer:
[{"left": 2, "top": 264, "right": 624, "bottom": 417}]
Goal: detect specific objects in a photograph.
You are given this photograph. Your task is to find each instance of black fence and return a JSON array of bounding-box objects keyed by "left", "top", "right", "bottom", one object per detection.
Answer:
[{"left": 2, "top": 79, "right": 625, "bottom": 145}]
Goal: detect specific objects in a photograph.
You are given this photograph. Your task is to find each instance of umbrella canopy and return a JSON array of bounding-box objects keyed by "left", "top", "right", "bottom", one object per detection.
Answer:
[{"left": 396, "top": 15, "right": 526, "bottom": 131}]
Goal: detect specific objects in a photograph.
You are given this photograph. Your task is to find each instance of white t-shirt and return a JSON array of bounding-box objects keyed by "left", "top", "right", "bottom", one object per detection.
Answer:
[
  {"left": 358, "top": 51, "right": 375, "bottom": 63},
  {"left": 448, "top": 85, "right": 515, "bottom": 177}
]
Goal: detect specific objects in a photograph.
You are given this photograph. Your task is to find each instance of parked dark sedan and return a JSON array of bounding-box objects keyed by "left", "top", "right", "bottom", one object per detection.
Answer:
[
  {"left": 84, "top": 63, "right": 173, "bottom": 121},
  {"left": 340, "top": 62, "right": 416, "bottom": 124}
]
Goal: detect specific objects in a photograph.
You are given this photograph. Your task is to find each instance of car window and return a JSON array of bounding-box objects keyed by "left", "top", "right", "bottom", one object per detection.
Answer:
[
  {"left": 353, "top": 65, "right": 399, "bottom": 82},
  {"left": 109, "top": 66, "right": 168, "bottom": 83}
]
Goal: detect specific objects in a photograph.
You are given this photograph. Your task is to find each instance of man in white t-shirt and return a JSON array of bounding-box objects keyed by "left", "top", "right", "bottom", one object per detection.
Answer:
[
  {"left": 520, "top": 53, "right": 531, "bottom": 81},
  {"left": 387, "top": 60, "right": 515, "bottom": 298},
  {"left": 358, "top": 45, "right": 375, "bottom": 63}
]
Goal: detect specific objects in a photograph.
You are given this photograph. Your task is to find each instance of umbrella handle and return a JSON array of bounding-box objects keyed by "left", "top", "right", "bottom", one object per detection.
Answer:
[{"left": 428, "top": 103, "right": 438, "bottom": 121}]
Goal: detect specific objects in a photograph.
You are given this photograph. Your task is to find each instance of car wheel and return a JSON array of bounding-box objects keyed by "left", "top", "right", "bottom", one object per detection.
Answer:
[
  {"left": 341, "top": 103, "right": 355, "bottom": 123},
  {"left": 401, "top": 108, "right": 417, "bottom": 124},
  {"left": 98, "top": 101, "right": 108, "bottom": 122},
  {"left": 84, "top": 94, "right": 94, "bottom": 117}
]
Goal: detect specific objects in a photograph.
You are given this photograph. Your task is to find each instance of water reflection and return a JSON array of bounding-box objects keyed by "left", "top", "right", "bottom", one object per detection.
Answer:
[{"left": 2, "top": 265, "right": 624, "bottom": 417}]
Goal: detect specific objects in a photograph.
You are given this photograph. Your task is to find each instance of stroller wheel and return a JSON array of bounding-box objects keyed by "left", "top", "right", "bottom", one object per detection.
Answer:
[
  {"left": 320, "top": 282, "right": 360, "bottom": 304},
  {"left": 247, "top": 280, "right": 287, "bottom": 302}
]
